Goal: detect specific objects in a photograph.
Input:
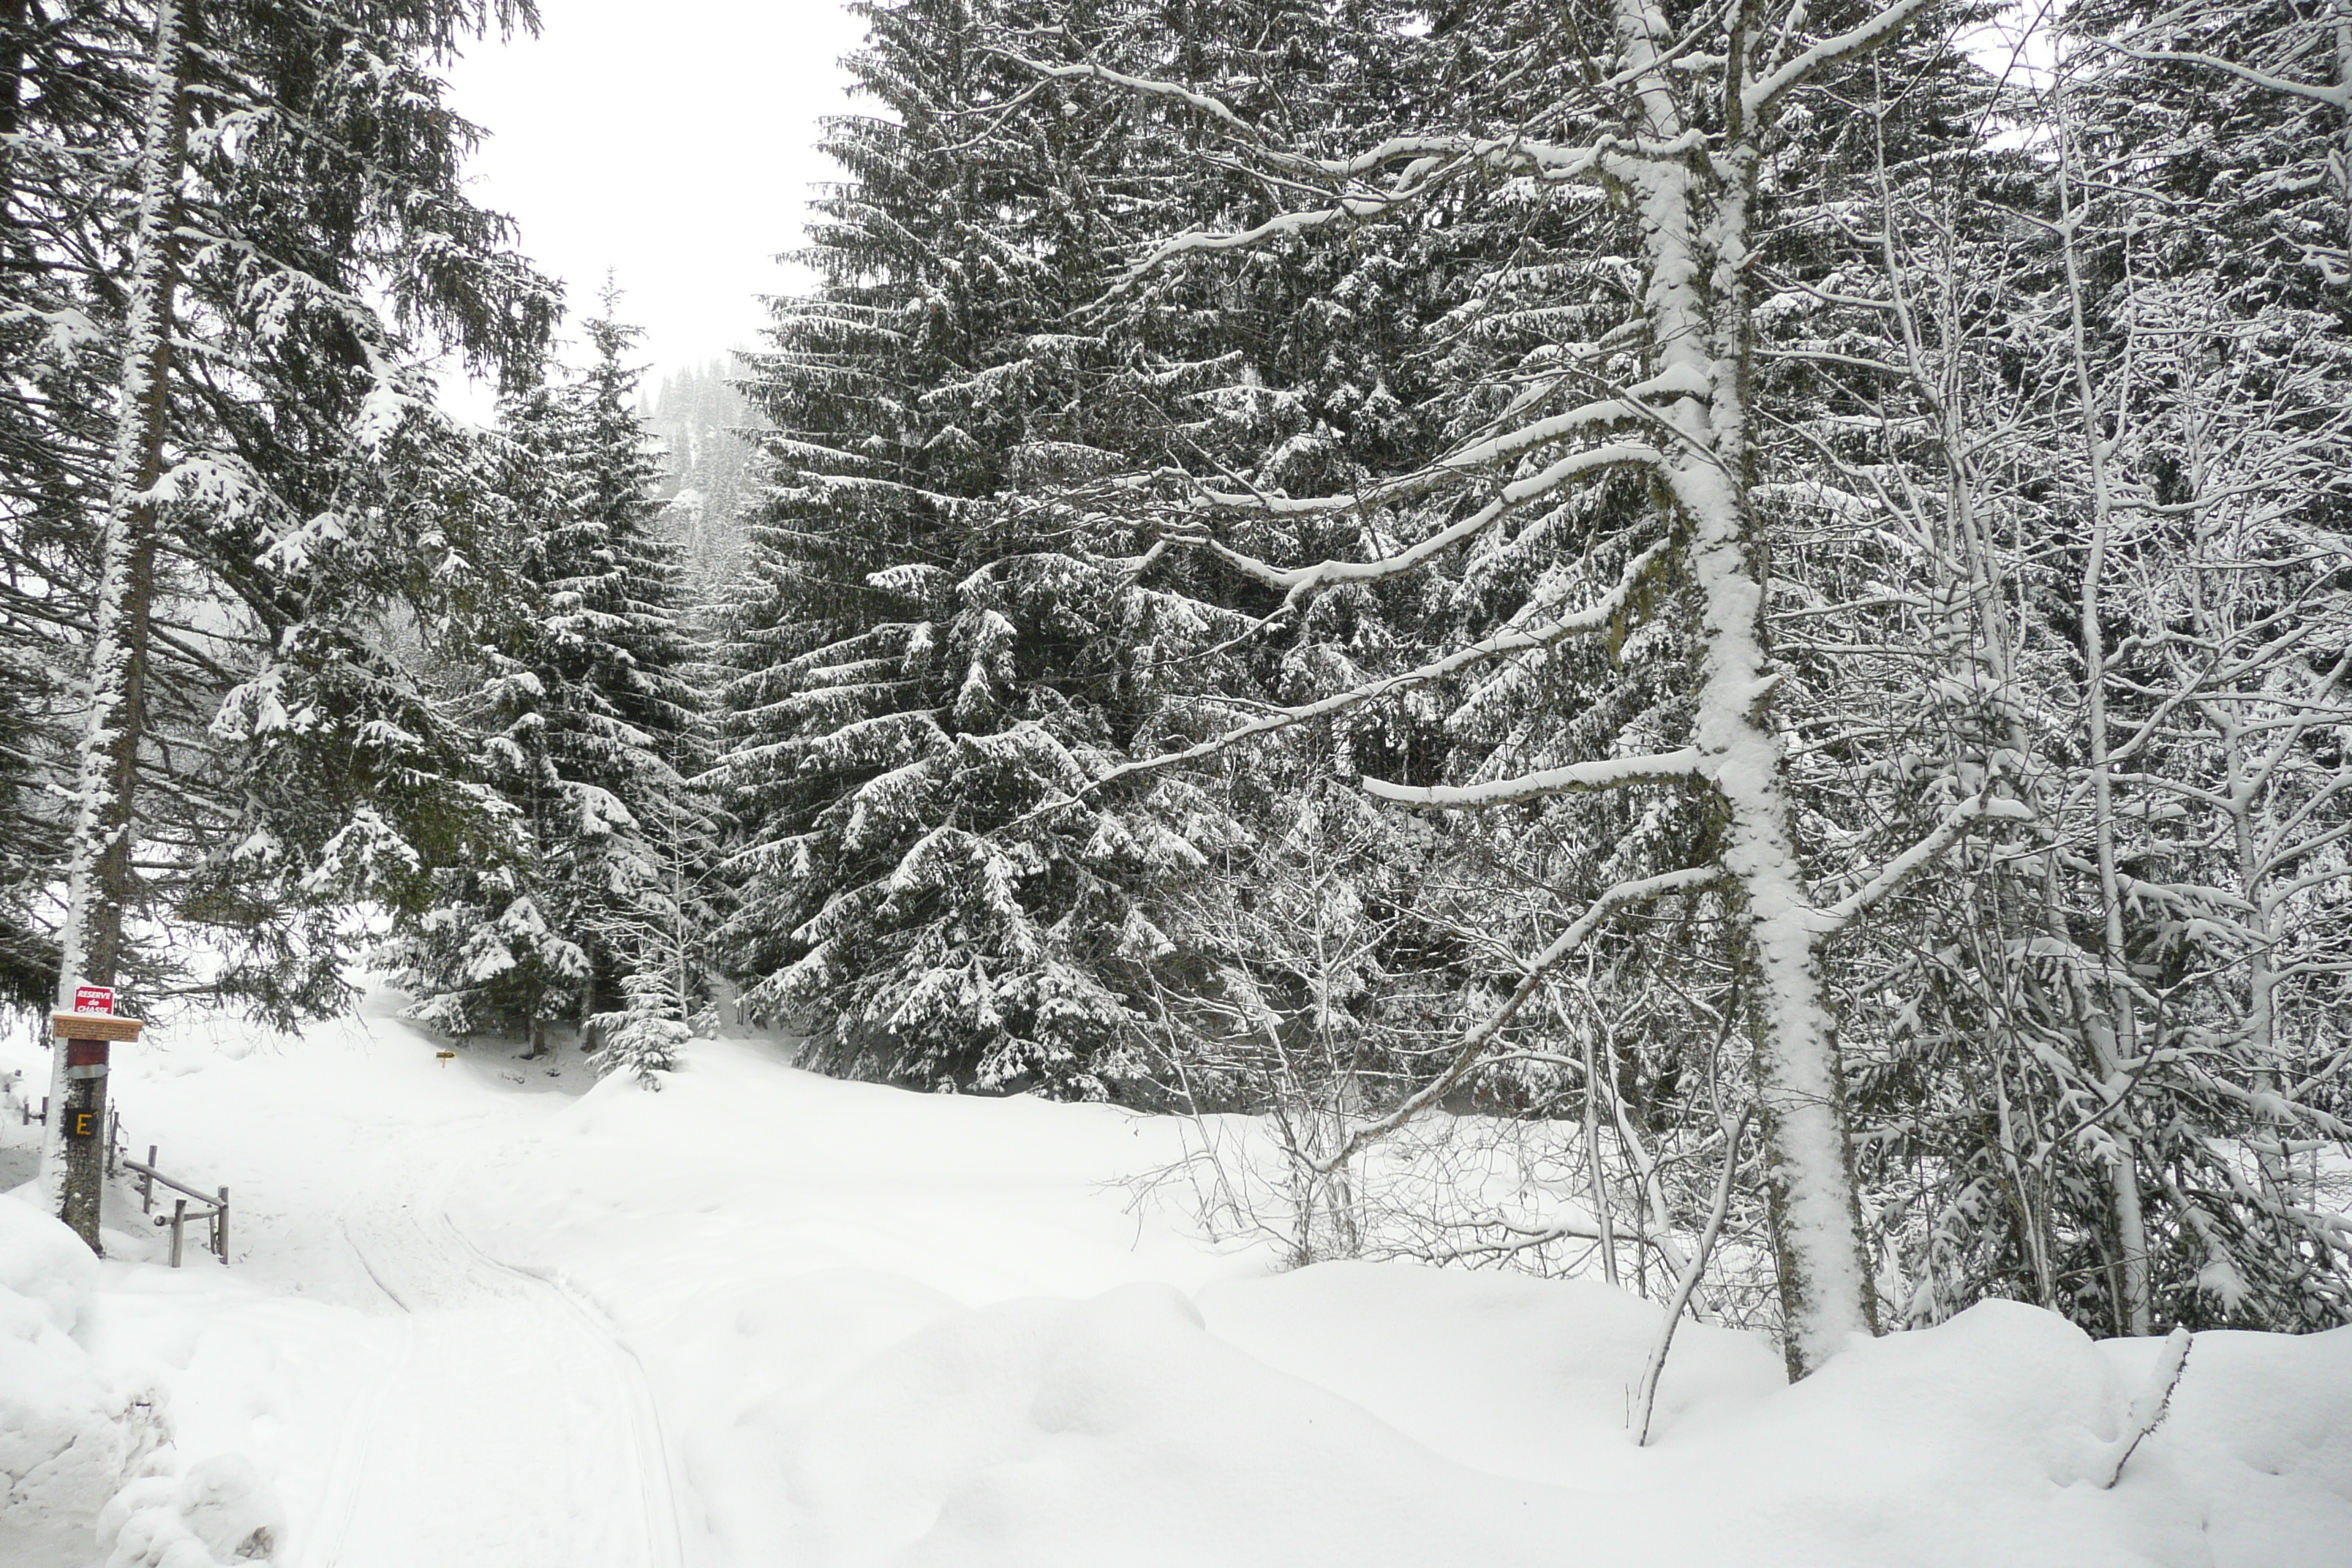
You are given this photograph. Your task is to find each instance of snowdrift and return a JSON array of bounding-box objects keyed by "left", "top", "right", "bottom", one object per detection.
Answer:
[
  {"left": 459, "top": 1036, "right": 2352, "bottom": 1568},
  {"left": 1, "top": 1195, "right": 147, "bottom": 1557},
  {"left": 0, "top": 1003, "right": 2344, "bottom": 1567}
]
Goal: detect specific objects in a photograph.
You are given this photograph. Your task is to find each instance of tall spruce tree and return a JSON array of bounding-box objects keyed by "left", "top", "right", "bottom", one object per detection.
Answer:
[
  {"left": 380, "top": 297, "right": 712, "bottom": 1081},
  {"left": 7, "top": 0, "right": 558, "bottom": 1229},
  {"left": 1, "top": 0, "right": 558, "bottom": 1027},
  {"left": 715, "top": 0, "right": 1458, "bottom": 1100}
]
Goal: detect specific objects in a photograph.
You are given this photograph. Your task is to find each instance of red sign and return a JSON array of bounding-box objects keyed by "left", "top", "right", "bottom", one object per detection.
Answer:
[{"left": 72, "top": 985, "right": 115, "bottom": 1016}]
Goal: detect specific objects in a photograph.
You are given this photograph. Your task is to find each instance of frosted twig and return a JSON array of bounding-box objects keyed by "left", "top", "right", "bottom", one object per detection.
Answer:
[
  {"left": 1309, "top": 867, "right": 1725, "bottom": 1174},
  {"left": 1633, "top": 1105, "right": 1752, "bottom": 1446},
  {"left": 1814, "top": 791, "right": 2034, "bottom": 932},
  {"left": 2104, "top": 1327, "right": 2192, "bottom": 1488}
]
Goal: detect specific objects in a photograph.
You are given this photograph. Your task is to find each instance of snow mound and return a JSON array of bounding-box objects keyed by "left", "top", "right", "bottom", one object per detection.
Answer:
[
  {"left": 1197, "top": 1259, "right": 1785, "bottom": 1481},
  {"left": 0, "top": 1196, "right": 165, "bottom": 1564},
  {"left": 753, "top": 1281, "right": 2352, "bottom": 1568},
  {"left": 2108, "top": 1322, "right": 2352, "bottom": 1566},
  {"left": 0, "top": 1186, "right": 99, "bottom": 1334},
  {"left": 771, "top": 1279, "right": 1575, "bottom": 1568},
  {"left": 0, "top": 1288, "right": 129, "bottom": 1523},
  {"left": 96, "top": 1453, "right": 284, "bottom": 1567}
]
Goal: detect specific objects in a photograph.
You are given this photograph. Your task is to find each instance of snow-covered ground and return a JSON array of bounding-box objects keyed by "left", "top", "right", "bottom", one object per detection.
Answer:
[{"left": 4, "top": 990, "right": 2350, "bottom": 1567}]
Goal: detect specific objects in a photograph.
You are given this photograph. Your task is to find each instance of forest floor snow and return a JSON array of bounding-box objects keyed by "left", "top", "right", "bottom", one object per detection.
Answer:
[{"left": 0, "top": 989, "right": 2348, "bottom": 1567}]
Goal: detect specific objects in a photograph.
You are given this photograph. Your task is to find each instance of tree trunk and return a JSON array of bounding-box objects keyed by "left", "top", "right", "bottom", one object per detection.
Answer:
[
  {"left": 1620, "top": 0, "right": 1880, "bottom": 1375},
  {"left": 0, "top": 0, "right": 28, "bottom": 280},
  {"left": 41, "top": 0, "right": 189, "bottom": 1247},
  {"left": 2054, "top": 96, "right": 2154, "bottom": 1335}
]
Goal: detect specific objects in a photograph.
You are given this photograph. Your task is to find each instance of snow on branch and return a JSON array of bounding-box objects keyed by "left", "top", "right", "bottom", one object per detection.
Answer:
[
  {"left": 1197, "top": 369, "right": 1695, "bottom": 516},
  {"left": 1363, "top": 749, "right": 1705, "bottom": 810},
  {"left": 1741, "top": 0, "right": 1937, "bottom": 121},
  {"left": 1310, "top": 866, "right": 1725, "bottom": 1172},
  {"left": 1813, "top": 791, "right": 2035, "bottom": 934},
  {"left": 1041, "top": 543, "right": 1671, "bottom": 803},
  {"left": 986, "top": 49, "right": 1264, "bottom": 139},
  {"left": 1188, "top": 442, "right": 1663, "bottom": 592},
  {"left": 1134, "top": 204, "right": 1361, "bottom": 268},
  {"left": 2095, "top": 42, "right": 2349, "bottom": 110}
]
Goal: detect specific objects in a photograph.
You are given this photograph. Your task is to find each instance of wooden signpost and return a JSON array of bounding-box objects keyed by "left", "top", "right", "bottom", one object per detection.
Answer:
[{"left": 53, "top": 984, "right": 143, "bottom": 1251}]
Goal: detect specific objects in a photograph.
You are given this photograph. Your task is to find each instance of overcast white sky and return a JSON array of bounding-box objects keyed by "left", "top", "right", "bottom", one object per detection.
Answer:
[{"left": 440, "top": 0, "right": 866, "bottom": 404}]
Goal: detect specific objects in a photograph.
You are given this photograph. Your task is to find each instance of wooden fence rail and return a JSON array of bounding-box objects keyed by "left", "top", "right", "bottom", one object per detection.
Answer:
[{"left": 124, "top": 1154, "right": 229, "bottom": 1266}]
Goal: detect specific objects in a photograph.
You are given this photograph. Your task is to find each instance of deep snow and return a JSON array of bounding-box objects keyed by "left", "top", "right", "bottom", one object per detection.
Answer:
[{"left": 1, "top": 990, "right": 2348, "bottom": 1567}]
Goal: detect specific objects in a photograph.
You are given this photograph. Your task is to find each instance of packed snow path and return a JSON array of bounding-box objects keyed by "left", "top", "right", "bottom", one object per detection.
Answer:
[{"left": 308, "top": 1131, "right": 682, "bottom": 1568}]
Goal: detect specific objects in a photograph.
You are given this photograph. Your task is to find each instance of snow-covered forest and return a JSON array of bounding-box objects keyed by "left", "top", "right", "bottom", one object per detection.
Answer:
[{"left": 4, "top": 0, "right": 2352, "bottom": 1563}]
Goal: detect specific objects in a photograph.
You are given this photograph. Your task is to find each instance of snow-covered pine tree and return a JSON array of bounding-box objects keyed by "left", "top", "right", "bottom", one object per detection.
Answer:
[
  {"left": 381, "top": 296, "right": 713, "bottom": 1082},
  {"left": 720, "top": 0, "right": 1212, "bottom": 1099},
  {"left": 17, "top": 0, "right": 558, "bottom": 1234},
  {"left": 715, "top": 0, "right": 1459, "bottom": 1101},
  {"left": 3, "top": 0, "right": 558, "bottom": 1033},
  {"left": 717, "top": 0, "right": 1149, "bottom": 1094}
]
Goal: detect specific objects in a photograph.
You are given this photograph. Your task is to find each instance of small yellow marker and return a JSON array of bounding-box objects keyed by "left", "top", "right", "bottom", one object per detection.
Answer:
[{"left": 436, "top": 1049, "right": 457, "bottom": 1068}]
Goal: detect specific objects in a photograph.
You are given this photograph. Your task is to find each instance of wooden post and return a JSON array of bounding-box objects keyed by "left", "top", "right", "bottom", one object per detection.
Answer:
[
  {"left": 60, "top": 1071, "right": 106, "bottom": 1247},
  {"left": 169, "top": 1196, "right": 184, "bottom": 1267},
  {"left": 51, "top": 1012, "right": 142, "bottom": 1252},
  {"left": 214, "top": 1186, "right": 228, "bottom": 1262},
  {"left": 141, "top": 1145, "right": 156, "bottom": 1213}
]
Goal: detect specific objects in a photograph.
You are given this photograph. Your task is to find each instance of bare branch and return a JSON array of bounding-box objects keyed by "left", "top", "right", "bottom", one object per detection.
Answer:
[
  {"left": 1310, "top": 867, "right": 1726, "bottom": 1173},
  {"left": 1814, "top": 791, "right": 2035, "bottom": 934}
]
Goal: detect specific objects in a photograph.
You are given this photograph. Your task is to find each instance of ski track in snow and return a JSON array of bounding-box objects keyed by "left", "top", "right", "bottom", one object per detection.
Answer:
[{"left": 301, "top": 1130, "right": 685, "bottom": 1568}]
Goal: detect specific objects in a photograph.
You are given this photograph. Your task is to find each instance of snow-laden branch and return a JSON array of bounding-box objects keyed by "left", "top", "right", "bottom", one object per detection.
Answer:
[
  {"left": 1309, "top": 866, "right": 1725, "bottom": 1173},
  {"left": 1365, "top": 748, "right": 1705, "bottom": 810},
  {"left": 986, "top": 49, "right": 1264, "bottom": 137},
  {"left": 1813, "top": 791, "right": 2035, "bottom": 934},
  {"left": 1037, "top": 542, "right": 1670, "bottom": 802},
  {"left": 1741, "top": 0, "right": 1938, "bottom": 121},
  {"left": 1196, "top": 415, "right": 1666, "bottom": 518},
  {"left": 1133, "top": 204, "right": 1362, "bottom": 269},
  {"left": 1117, "top": 132, "right": 1716, "bottom": 276},
  {"left": 1187, "top": 442, "right": 1663, "bottom": 592},
  {"left": 2095, "top": 42, "right": 2349, "bottom": 109}
]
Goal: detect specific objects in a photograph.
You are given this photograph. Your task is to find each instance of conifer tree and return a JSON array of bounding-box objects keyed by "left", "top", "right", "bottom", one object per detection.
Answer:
[
  {"left": 7, "top": 0, "right": 558, "bottom": 1231},
  {"left": 715, "top": 0, "right": 1455, "bottom": 1099},
  {"left": 1, "top": 0, "right": 558, "bottom": 1029},
  {"left": 381, "top": 296, "right": 713, "bottom": 1081},
  {"left": 718, "top": 0, "right": 1210, "bottom": 1098}
]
